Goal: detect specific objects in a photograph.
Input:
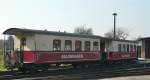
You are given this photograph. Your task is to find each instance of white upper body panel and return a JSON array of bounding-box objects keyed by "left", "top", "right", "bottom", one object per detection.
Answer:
[
  {"left": 105, "top": 40, "right": 137, "bottom": 52},
  {"left": 13, "top": 34, "right": 101, "bottom": 51},
  {"left": 35, "top": 34, "right": 100, "bottom": 51}
]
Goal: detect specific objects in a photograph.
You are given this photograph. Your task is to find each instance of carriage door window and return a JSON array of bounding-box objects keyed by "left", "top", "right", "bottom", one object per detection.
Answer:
[
  {"left": 21, "top": 37, "right": 26, "bottom": 46},
  {"left": 21, "top": 37, "right": 26, "bottom": 51},
  {"left": 65, "top": 40, "right": 72, "bottom": 51},
  {"left": 85, "top": 41, "right": 91, "bottom": 51},
  {"left": 93, "top": 42, "right": 99, "bottom": 51},
  {"left": 127, "top": 44, "right": 129, "bottom": 52},
  {"left": 75, "top": 41, "right": 82, "bottom": 51},
  {"left": 118, "top": 44, "right": 121, "bottom": 52},
  {"left": 53, "top": 39, "right": 61, "bottom": 51}
]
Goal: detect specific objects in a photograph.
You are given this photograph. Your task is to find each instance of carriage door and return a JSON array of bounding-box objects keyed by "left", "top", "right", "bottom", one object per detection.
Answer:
[
  {"left": 100, "top": 41, "right": 105, "bottom": 52},
  {"left": 100, "top": 41, "right": 106, "bottom": 61},
  {"left": 19, "top": 37, "right": 26, "bottom": 63}
]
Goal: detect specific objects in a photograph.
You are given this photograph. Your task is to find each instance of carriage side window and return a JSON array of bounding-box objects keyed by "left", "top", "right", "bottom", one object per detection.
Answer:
[
  {"left": 21, "top": 37, "right": 26, "bottom": 46},
  {"left": 130, "top": 45, "right": 133, "bottom": 52},
  {"left": 85, "top": 41, "right": 91, "bottom": 51},
  {"left": 75, "top": 41, "right": 82, "bottom": 51},
  {"left": 64, "top": 40, "right": 72, "bottom": 51},
  {"left": 127, "top": 44, "right": 129, "bottom": 52},
  {"left": 93, "top": 42, "right": 99, "bottom": 51},
  {"left": 53, "top": 39, "right": 61, "bottom": 51},
  {"left": 134, "top": 45, "right": 136, "bottom": 52},
  {"left": 123, "top": 44, "right": 126, "bottom": 52},
  {"left": 118, "top": 44, "right": 121, "bottom": 52}
]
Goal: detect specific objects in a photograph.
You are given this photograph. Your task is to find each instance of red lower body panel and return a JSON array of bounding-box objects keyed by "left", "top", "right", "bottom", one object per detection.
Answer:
[
  {"left": 23, "top": 51, "right": 100, "bottom": 64},
  {"left": 23, "top": 51, "right": 36, "bottom": 63},
  {"left": 107, "top": 52, "right": 137, "bottom": 61}
]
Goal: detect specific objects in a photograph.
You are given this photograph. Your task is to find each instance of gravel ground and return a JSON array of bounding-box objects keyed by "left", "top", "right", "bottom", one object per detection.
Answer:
[
  {"left": 10, "top": 74, "right": 150, "bottom": 80},
  {"left": 1, "top": 61, "right": 150, "bottom": 80},
  {"left": 95, "top": 75, "right": 150, "bottom": 80}
]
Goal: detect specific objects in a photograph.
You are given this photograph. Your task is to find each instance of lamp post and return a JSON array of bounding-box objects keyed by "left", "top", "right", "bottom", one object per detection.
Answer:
[{"left": 113, "top": 13, "right": 117, "bottom": 40}]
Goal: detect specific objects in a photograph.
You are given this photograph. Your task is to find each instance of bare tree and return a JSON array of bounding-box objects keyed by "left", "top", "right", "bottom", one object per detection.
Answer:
[
  {"left": 105, "top": 27, "right": 129, "bottom": 40},
  {"left": 136, "top": 35, "right": 142, "bottom": 40},
  {"left": 74, "top": 25, "right": 93, "bottom": 35}
]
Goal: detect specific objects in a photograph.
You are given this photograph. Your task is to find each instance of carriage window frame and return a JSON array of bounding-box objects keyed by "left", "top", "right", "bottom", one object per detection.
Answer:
[
  {"left": 118, "top": 44, "right": 121, "bottom": 52},
  {"left": 75, "top": 40, "right": 82, "bottom": 51},
  {"left": 85, "top": 41, "right": 91, "bottom": 51},
  {"left": 127, "top": 44, "right": 129, "bottom": 52},
  {"left": 134, "top": 45, "right": 136, "bottom": 52},
  {"left": 93, "top": 41, "right": 99, "bottom": 51},
  {"left": 64, "top": 40, "right": 72, "bottom": 51},
  {"left": 122, "top": 44, "right": 126, "bottom": 52},
  {"left": 53, "top": 39, "right": 61, "bottom": 51},
  {"left": 130, "top": 45, "right": 133, "bottom": 52}
]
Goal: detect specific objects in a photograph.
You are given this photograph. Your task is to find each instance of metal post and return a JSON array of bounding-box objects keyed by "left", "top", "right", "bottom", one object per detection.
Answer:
[
  {"left": 113, "top": 13, "right": 117, "bottom": 40},
  {"left": 3, "top": 35, "right": 6, "bottom": 66}
]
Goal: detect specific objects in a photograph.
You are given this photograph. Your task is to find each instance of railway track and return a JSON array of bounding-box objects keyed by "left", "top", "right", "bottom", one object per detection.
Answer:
[{"left": 0, "top": 63, "right": 150, "bottom": 80}]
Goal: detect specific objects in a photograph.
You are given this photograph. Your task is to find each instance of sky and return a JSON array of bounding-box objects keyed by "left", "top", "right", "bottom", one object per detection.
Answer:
[{"left": 0, "top": 0, "right": 149, "bottom": 39}]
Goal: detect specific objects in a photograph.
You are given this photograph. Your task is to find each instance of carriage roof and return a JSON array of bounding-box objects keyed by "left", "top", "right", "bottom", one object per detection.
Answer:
[
  {"left": 103, "top": 37, "right": 137, "bottom": 43},
  {"left": 3, "top": 28, "right": 103, "bottom": 39},
  {"left": 3, "top": 28, "right": 138, "bottom": 43}
]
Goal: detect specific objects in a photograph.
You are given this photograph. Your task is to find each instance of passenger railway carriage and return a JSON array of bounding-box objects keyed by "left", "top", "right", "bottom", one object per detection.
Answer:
[
  {"left": 105, "top": 39, "right": 137, "bottom": 61},
  {"left": 3, "top": 28, "right": 138, "bottom": 71}
]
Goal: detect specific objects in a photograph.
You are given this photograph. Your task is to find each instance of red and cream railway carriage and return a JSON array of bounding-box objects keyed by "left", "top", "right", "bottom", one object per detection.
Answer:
[
  {"left": 105, "top": 39, "right": 137, "bottom": 62},
  {"left": 3, "top": 28, "right": 138, "bottom": 71},
  {"left": 3, "top": 28, "right": 102, "bottom": 71}
]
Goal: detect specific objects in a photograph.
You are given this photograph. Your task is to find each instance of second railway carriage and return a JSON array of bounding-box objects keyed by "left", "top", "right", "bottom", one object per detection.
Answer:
[
  {"left": 3, "top": 28, "right": 138, "bottom": 72},
  {"left": 104, "top": 39, "right": 138, "bottom": 62}
]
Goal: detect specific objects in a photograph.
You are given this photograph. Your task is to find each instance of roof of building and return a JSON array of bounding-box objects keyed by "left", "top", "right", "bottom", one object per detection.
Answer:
[
  {"left": 138, "top": 37, "right": 150, "bottom": 40},
  {"left": 113, "top": 39, "right": 137, "bottom": 43},
  {"left": 103, "top": 37, "right": 138, "bottom": 43},
  {"left": 3, "top": 28, "right": 103, "bottom": 39}
]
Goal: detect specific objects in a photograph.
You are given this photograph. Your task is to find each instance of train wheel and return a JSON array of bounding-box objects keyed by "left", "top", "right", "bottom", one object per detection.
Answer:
[
  {"left": 72, "top": 64, "right": 81, "bottom": 69},
  {"left": 18, "top": 67, "right": 27, "bottom": 73},
  {"left": 82, "top": 64, "right": 89, "bottom": 68}
]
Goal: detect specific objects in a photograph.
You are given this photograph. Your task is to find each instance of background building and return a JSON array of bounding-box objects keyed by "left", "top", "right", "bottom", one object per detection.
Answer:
[{"left": 138, "top": 37, "right": 150, "bottom": 59}]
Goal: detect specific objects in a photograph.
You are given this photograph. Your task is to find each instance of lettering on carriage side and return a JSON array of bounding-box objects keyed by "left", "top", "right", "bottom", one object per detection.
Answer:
[
  {"left": 121, "top": 54, "right": 130, "bottom": 58},
  {"left": 61, "top": 54, "right": 84, "bottom": 59}
]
